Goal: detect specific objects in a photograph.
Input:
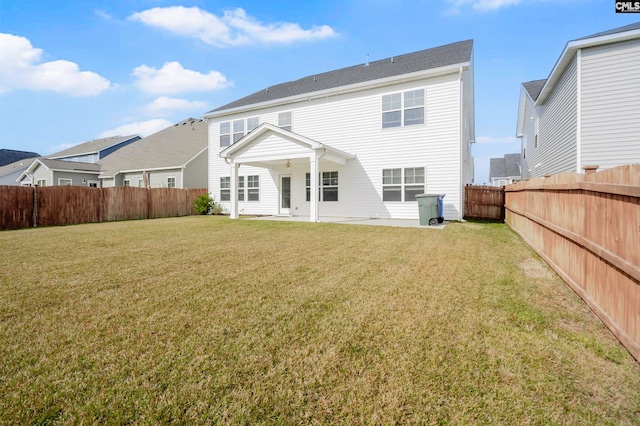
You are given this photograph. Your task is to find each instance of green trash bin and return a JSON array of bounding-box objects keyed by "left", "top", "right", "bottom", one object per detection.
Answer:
[{"left": 416, "top": 194, "right": 444, "bottom": 226}]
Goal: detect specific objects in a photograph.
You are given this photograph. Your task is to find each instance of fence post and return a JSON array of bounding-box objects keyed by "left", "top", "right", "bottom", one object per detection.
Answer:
[
  {"left": 583, "top": 165, "right": 599, "bottom": 176},
  {"left": 32, "top": 186, "right": 38, "bottom": 228}
]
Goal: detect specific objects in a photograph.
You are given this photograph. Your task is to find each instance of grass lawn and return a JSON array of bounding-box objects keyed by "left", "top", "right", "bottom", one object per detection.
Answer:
[{"left": 1, "top": 216, "right": 639, "bottom": 424}]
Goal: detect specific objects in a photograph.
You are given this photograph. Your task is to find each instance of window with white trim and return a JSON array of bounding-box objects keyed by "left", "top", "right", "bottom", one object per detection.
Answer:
[
  {"left": 36, "top": 179, "right": 46, "bottom": 187},
  {"left": 220, "top": 122, "right": 231, "bottom": 147},
  {"left": 278, "top": 112, "right": 292, "bottom": 131},
  {"left": 247, "top": 117, "right": 260, "bottom": 133},
  {"left": 534, "top": 118, "right": 539, "bottom": 148},
  {"left": 233, "top": 119, "right": 245, "bottom": 143},
  {"left": 247, "top": 175, "right": 259, "bottom": 201},
  {"left": 382, "top": 167, "right": 425, "bottom": 202},
  {"left": 167, "top": 177, "right": 176, "bottom": 188},
  {"left": 123, "top": 179, "right": 131, "bottom": 187},
  {"left": 138, "top": 179, "right": 143, "bottom": 187},
  {"left": 305, "top": 171, "right": 339, "bottom": 202},
  {"left": 238, "top": 176, "right": 245, "bottom": 201},
  {"left": 58, "top": 178, "right": 72, "bottom": 186},
  {"left": 220, "top": 177, "right": 230, "bottom": 201},
  {"left": 382, "top": 89, "right": 425, "bottom": 128}
]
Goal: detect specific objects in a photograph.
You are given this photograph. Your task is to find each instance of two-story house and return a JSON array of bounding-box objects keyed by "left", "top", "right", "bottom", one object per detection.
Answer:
[
  {"left": 517, "top": 22, "right": 640, "bottom": 179},
  {"left": 204, "top": 40, "right": 475, "bottom": 222},
  {"left": 17, "top": 135, "right": 140, "bottom": 187}
]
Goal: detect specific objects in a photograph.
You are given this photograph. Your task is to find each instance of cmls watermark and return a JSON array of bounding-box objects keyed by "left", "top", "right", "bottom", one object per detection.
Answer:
[{"left": 616, "top": 1, "right": 640, "bottom": 12}]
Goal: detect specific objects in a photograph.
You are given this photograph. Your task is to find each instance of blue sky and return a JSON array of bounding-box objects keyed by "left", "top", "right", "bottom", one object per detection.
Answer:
[{"left": 0, "top": 0, "right": 637, "bottom": 184}]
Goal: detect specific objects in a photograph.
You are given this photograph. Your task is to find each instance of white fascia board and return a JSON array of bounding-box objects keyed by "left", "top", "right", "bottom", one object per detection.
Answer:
[
  {"left": 536, "top": 28, "right": 640, "bottom": 105},
  {"left": 48, "top": 151, "right": 99, "bottom": 160},
  {"left": 204, "top": 62, "right": 470, "bottom": 120},
  {"left": 515, "top": 86, "right": 530, "bottom": 137}
]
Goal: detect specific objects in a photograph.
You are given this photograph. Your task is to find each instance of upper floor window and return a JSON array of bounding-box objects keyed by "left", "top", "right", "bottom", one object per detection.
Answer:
[
  {"left": 220, "top": 117, "right": 260, "bottom": 148},
  {"left": 247, "top": 117, "right": 260, "bottom": 133},
  {"left": 534, "top": 118, "right": 539, "bottom": 148},
  {"left": 382, "top": 89, "right": 425, "bottom": 128},
  {"left": 278, "top": 112, "right": 292, "bottom": 132},
  {"left": 220, "top": 122, "right": 231, "bottom": 147}
]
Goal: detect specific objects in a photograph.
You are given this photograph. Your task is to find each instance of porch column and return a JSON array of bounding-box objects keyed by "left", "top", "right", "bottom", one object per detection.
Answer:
[
  {"left": 309, "top": 152, "right": 319, "bottom": 222},
  {"left": 230, "top": 161, "right": 239, "bottom": 219}
]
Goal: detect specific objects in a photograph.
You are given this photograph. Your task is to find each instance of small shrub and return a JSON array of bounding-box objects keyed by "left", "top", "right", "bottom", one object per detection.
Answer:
[{"left": 193, "top": 194, "right": 214, "bottom": 215}]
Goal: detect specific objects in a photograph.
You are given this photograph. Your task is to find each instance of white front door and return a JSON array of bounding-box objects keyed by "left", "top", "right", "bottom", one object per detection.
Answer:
[{"left": 280, "top": 175, "right": 291, "bottom": 215}]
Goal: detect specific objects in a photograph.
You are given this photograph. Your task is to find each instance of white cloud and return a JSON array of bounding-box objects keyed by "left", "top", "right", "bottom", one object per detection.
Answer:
[
  {"left": 132, "top": 61, "right": 229, "bottom": 95},
  {"left": 98, "top": 119, "right": 173, "bottom": 138},
  {"left": 0, "top": 33, "right": 111, "bottom": 96},
  {"left": 476, "top": 136, "right": 520, "bottom": 144},
  {"left": 144, "top": 96, "right": 208, "bottom": 115},
  {"left": 445, "top": 0, "right": 522, "bottom": 14},
  {"left": 128, "top": 6, "right": 336, "bottom": 47}
]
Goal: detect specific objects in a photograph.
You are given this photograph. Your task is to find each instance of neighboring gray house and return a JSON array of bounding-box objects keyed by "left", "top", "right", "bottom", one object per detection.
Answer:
[
  {"left": 16, "top": 135, "right": 140, "bottom": 186},
  {"left": 516, "top": 22, "right": 640, "bottom": 179},
  {"left": 489, "top": 153, "right": 521, "bottom": 186},
  {"left": 48, "top": 135, "right": 141, "bottom": 163},
  {"left": 100, "top": 118, "right": 208, "bottom": 189},
  {"left": 18, "top": 158, "right": 102, "bottom": 187},
  {"left": 0, "top": 158, "right": 38, "bottom": 186}
]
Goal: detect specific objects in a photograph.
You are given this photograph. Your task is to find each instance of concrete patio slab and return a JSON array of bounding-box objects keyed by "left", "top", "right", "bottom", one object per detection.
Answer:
[{"left": 244, "top": 215, "right": 449, "bottom": 229}]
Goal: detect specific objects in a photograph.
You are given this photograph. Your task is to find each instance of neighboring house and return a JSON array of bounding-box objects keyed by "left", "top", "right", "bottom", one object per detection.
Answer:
[
  {"left": 0, "top": 149, "right": 40, "bottom": 167},
  {"left": 18, "top": 158, "right": 102, "bottom": 187},
  {"left": 0, "top": 157, "right": 40, "bottom": 186},
  {"left": 516, "top": 22, "right": 640, "bottom": 179},
  {"left": 204, "top": 40, "right": 475, "bottom": 221},
  {"left": 489, "top": 153, "right": 521, "bottom": 186},
  {"left": 48, "top": 135, "right": 141, "bottom": 163},
  {"left": 16, "top": 135, "right": 140, "bottom": 186},
  {"left": 99, "top": 118, "right": 208, "bottom": 189}
]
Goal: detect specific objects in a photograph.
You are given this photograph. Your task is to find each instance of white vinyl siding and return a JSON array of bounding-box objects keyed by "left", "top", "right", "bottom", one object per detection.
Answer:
[
  {"left": 530, "top": 57, "right": 578, "bottom": 178},
  {"left": 580, "top": 39, "right": 640, "bottom": 170},
  {"left": 183, "top": 149, "right": 208, "bottom": 189},
  {"left": 208, "top": 71, "right": 467, "bottom": 220}
]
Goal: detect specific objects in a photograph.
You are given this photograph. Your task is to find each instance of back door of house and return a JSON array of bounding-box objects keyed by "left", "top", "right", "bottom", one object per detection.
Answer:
[{"left": 280, "top": 175, "right": 291, "bottom": 215}]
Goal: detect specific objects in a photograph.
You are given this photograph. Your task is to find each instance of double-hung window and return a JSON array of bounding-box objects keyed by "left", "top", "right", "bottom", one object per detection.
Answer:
[
  {"left": 247, "top": 117, "right": 260, "bottom": 133},
  {"left": 534, "top": 118, "right": 539, "bottom": 148},
  {"left": 167, "top": 177, "right": 176, "bottom": 188},
  {"left": 247, "top": 175, "right": 259, "bottom": 201},
  {"left": 36, "top": 179, "right": 46, "bottom": 187},
  {"left": 123, "top": 179, "right": 131, "bottom": 187},
  {"left": 220, "top": 122, "right": 231, "bottom": 147},
  {"left": 233, "top": 119, "right": 245, "bottom": 143},
  {"left": 382, "top": 167, "right": 425, "bottom": 202},
  {"left": 278, "top": 112, "right": 292, "bottom": 131},
  {"left": 382, "top": 168, "right": 402, "bottom": 201},
  {"left": 220, "top": 177, "right": 230, "bottom": 201},
  {"left": 305, "top": 171, "right": 339, "bottom": 202},
  {"left": 382, "top": 89, "right": 425, "bottom": 128},
  {"left": 238, "top": 176, "right": 245, "bottom": 201}
]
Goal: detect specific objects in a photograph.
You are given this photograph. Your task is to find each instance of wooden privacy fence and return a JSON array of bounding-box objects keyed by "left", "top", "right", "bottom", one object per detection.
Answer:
[
  {"left": 464, "top": 185, "right": 505, "bottom": 221},
  {"left": 0, "top": 186, "right": 208, "bottom": 230},
  {"left": 505, "top": 164, "right": 640, "bottom": 361}
]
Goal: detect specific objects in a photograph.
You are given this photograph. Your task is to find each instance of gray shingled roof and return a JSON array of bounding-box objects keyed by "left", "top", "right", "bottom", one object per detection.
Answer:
[
  {"left": 38, "top": 158, "right": 101, "bottom": 172},
  {"left": 210, "top": 40, "right": 473, "bottom": 113},
  {"left": 489, "top": 153, "right": 521, "bottom": 179},
  {"left": 49, "top": 135, "right": 139, "bottom": 159},
  {"left": 575, "top": 21, "right": 640, "bottom": 41},
  {"left": 99, "top": 118, "right": 207, "bottom": 178},
  {"left": 522, "top": 79, "right": 546, "bottom": 102},
  {"left": 0, "top": 158, "right": 35, "bottom": 178}
]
